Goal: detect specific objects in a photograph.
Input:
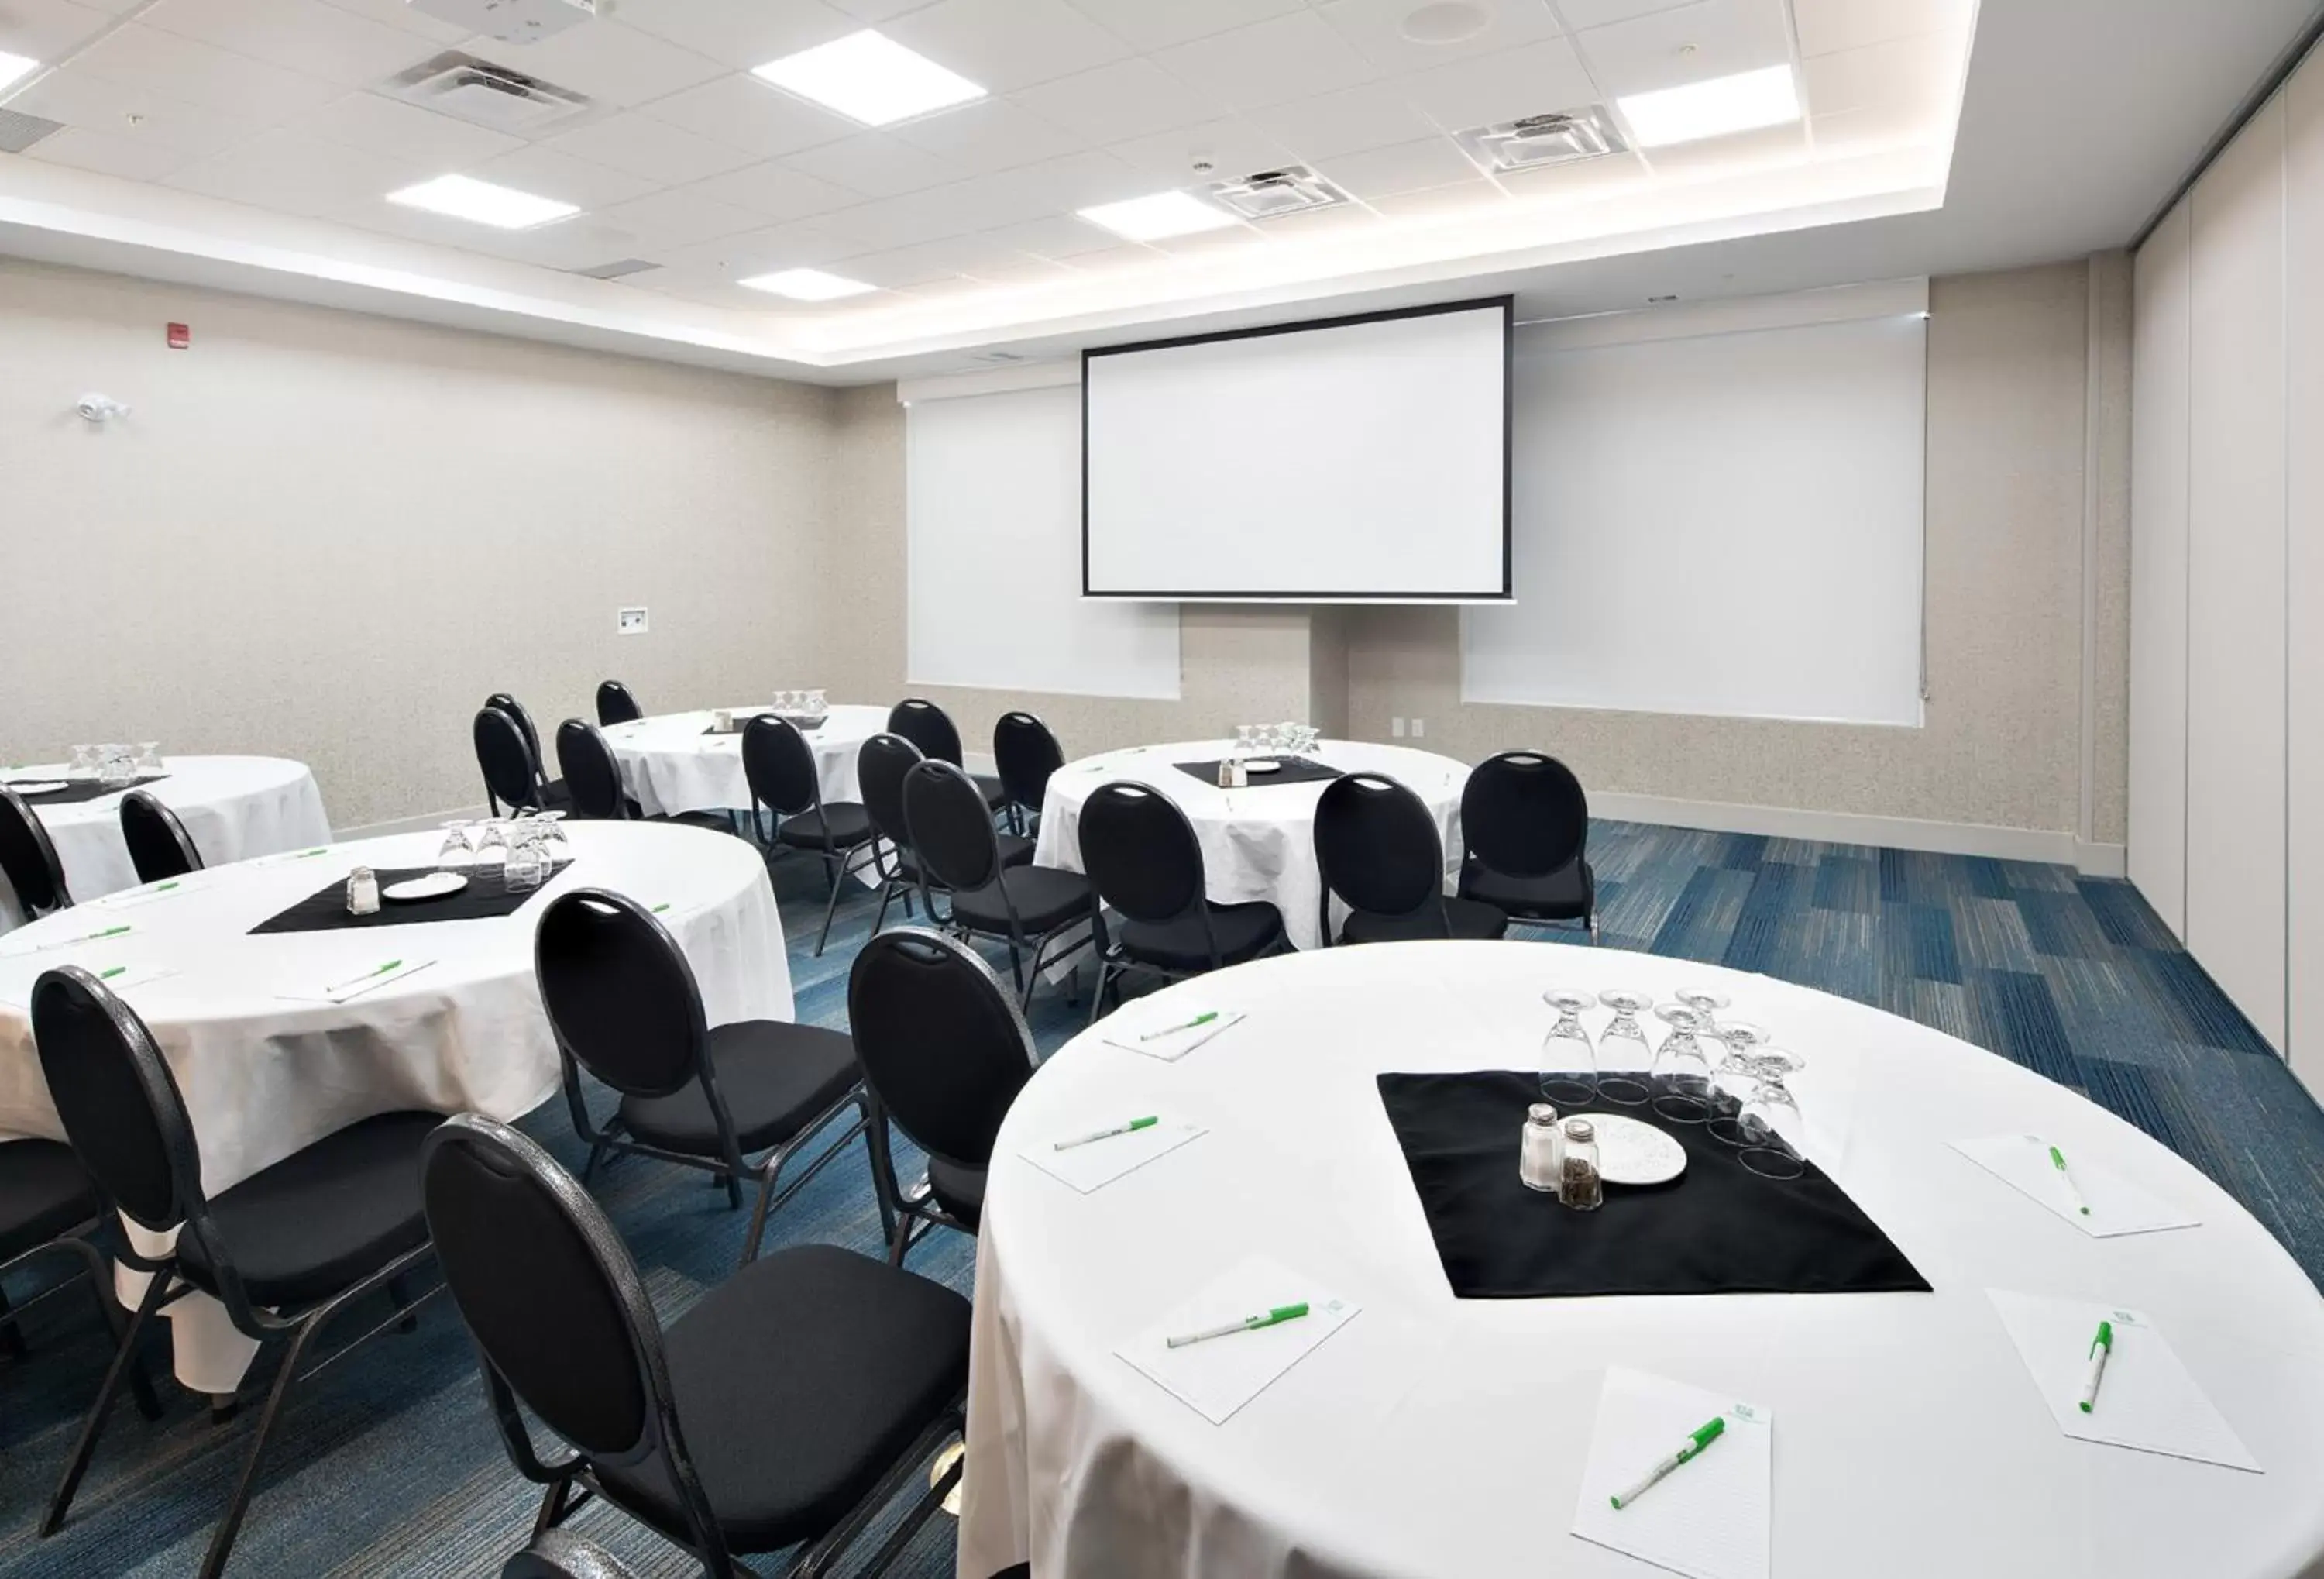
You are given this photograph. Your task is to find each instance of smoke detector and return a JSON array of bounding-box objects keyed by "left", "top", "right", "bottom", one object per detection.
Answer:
[
  {"left": 1454, "top": 108, "right": 1625, "bottom": 173},
  {"left": 405, "top": 0, "right": 604, "bottom": 44},
  {"left": 385, "top": 51, "right": 593, "bottom": 131},
  {"left": 1204, "top": 166, "right": 1350, "bottom": 221}
]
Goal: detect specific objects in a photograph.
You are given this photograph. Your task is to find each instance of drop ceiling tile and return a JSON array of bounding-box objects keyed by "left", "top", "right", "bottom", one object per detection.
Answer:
[
  {"left": 1362, "top": 174, "right": 1505, "bottom": 217},
  {"left": 308, "top": 0, "right": 471, "bottom": 44},
  {"left": 294, "top": 91, "right": 524, "bottom": 168},
  {"left": 1012, "top": 57, "right": 1223, "bottom": 143},
  {"left": 1246, "top": 200, "right": 1383, "bottom": 239},
  {"left": 163, "top": 125, "right": 431, "bottom": 215},
  {"left": 1316, "top": 133, "right": 1480, "bottom": 197},
  {"left": 780, "top": 131, "right": 962, "bottom": 196},
  {"left": 643, "top": 74, "right": 857, "bottom": 159},
  {"left": 544, "top": 111, "right": 761, "bottom": 184},
  {"left": 810, "top": 182, "right": 1003, "bottom": 249},
  {"left": 827, "top": 0, "right": 946, "bottom": 20},
  {"left": 463, "top": 143, "right": 662, "bottom": 208},
  {"left": 616, "top": 0, "right": 857, "bottom": 70},
  {"left": 1554, "top": 0, "right": 1691, "bottom": 26},
  {"left": 67, "top": 24, "right": 342, "bottom": 123},
  {"left": 1492, "top": 145, "right": 1651, "bottom": 197},
  {"left": 463, "top": 20, "right": 729, "bottom": 108},
  {"left": 0, "top": 0, "right": 112, "bottom": 62},
  {"left": 1151, "top": 11, "right": 1382, "bottom": 110},
  {"left": 1800, "top": 32, "right": 1956, "bottom": 118},
  {"left": 884, "top": 0, "right": 1132, "bottom": 94},
  {"left": 433, "top": 217, "right": 652, "bottom": 270},
  {"left": 686, "top": 159, "right": 860, "bottom": 218},
  {"left": 593, "top": 187, "right": 766, "bottom": 248},
  {"left": 1807, "top": 97, "right": 1929, "bottom": 156},
  {"left": 1399, "top": 36, "right": 1597, "bottom": 129},
  {"left": 1248, "top": 81, "right": 1441, "bottom": 160},
  {"left": 968, "top": 146, "right": 1147, "bottom": 213},
  {"left": 971, "top": 212, "right": 1122, "bottom": 258},
  {"left": 832, "top": 235, "right": 1000, "bottom": 287},
  {"left": 25, "top": 124, "right": 210, "bottom": 181},
  {"left": 1063, "top": 0, "right": 1304, "bottom": 51},
  {"left": 11, "top": 64, "right": 266, "bottom": 157},
  {"left": 1315, "top": 0, "right": 1566, "bottom": 74},
  {"left": 1143, "top": 223, "right": 1264, "bottom": 256},
  {"left": 1793, "top": 0, "right": 1959, "bottom": 58},
  {"left": 647, "top": 221, "right": 860, "bottom": 271},
  {"left": 964, "top": 253, "right": 1076, "bottom": 286},
  {"left": 1105, "top": 115, "right": 1294, "bottom": 183},
  {"left": 143, "top": 0, "right": 438, "bottom": 87},
  {"left": 1573, "top": 0, "right": 1792, "bottom": 98},
  {"left": 891, "top": 95, "right": 1079, "bottom": 171},
  {"left": 1635, "top": 116, "right": 1807, "bottom": 174}
]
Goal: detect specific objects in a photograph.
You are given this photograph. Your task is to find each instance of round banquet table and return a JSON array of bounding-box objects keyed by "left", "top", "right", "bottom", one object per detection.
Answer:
[
  {"left": 1033, "top": 739, "right": 1469, "bottom": 951},
  {"left": 0, "top": 820, "right": 791, "bottom": 1392},
  {"left": 0, "top": 755, "right": 332, "bottom": 935},
  {"left": 957, "top": 941, "right": 2324, "bottom": 1579},
  {"left": 604, "top": 703, "right": 889, "bottom": 820}
]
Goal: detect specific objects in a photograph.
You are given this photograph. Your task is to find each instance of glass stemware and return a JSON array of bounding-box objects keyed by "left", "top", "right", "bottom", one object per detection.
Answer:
[
  {"left": 69, "top": 744, "right": 98, "bottom": 779},
  {"left": 1736, "top": 1050, "right": 1809, "bottom": 1178},
  {"left": 806, "top": 688, "right": 827, "bottom": 719},
  {"left": 1649, "top": 1003, "right": 1714, "bottom": 1123},
  {"left": 1706, "top": 1020, "right": 1771, "bottom": 1144},
  {"left": 134, "top": 741, "right": 163, "bottom": 774},
  {"left": 1538, "top": 989, "right": 1598, "bottom": 1106},
  {"left": 438, "top": 820, "right": 476, "bottom": 864},
  {"left": 474, "top": 820, "right": 509, "bottom": 864},
  {"left": 98, "top": 746, "right": 136, "bottom": 789},
  {"left": 1676, "top": 986, "right": 1730, "bottom": 1031},
  {"left": 1595, "top": 989, "right": 1654, "bottom": 1105},
  {"left": 504, "top": 825, "right": 548, "bottom": 892}
]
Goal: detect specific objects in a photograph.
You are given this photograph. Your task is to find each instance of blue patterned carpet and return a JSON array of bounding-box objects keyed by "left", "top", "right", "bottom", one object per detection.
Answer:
[{"left": 2, "top": 820, "right": 2318, "bottom": 1578}]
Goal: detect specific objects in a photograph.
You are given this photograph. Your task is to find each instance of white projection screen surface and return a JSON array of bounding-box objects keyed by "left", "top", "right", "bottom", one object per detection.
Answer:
[{"left": 1081, "top": 299, "right": 1512, "bottom": 601}]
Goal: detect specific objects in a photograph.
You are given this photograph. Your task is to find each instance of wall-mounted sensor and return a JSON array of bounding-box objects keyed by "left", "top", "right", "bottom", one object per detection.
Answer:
[{"left": 77, "top": 394, "right": 130, "bottom": 424}]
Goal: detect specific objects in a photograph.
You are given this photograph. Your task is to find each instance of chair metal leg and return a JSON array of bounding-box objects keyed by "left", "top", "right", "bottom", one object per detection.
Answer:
[
  {"left": 0, "top": 1284, "right": 23, "bottom": 1359},
  {"left": 579, "top": 1135, "right": 610, "bottom": 1185},
  {"left": 814, "top": 861, "right": 849, "bottom": 956},
  {"left": 862, "top": 1098, "right": 898, "bottom": 1249},
  {"left": 871, "top": 882, "right": 896, "bottom": 936},
  {"left": 1086, "top": 962, "right": 1116, "bottom": 1029},
  {"left": 887, "top": 1217, "right": 914, "bottom": 1268},
  {"left": 387, "top": 1273, "right": 419, "bottom": 1335},
  {"left": 723, "top": 1173, "right": 744, "bottom": 1211},
  {"left": 1589, "top": 910, "right": 1601, "bottom": 944},
  {"left": 531, "top": 1473, "right": 576, "bottom": 1541},
  {"left": 43, "top": 1268, "right": 171, "bottom": 1536},
  {"left": 198, "top": 1309, "right": 325, "bottom": 1579},
  {"left": 60, "top": 1238, "right": 164, "bottom": 1422},
  {"left": 1006, "top": 940, "right": 1025, "bottom": 997},
  {"left": 741, "top": 1154, "right": 783, "bottom": 1266}
]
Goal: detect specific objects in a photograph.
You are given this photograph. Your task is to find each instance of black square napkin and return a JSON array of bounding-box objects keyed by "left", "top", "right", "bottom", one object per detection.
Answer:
[
  {"left": 249, "top": 862, "right": 573, "bottom": 934},
  {"left": 1376, "top": 1070, "right": 1928, "bottom": 1299},
  {"left": 5, "top": 775, "right": 170, "bottom": 805},
  {"left": 1174, "top": 757, "right": 1342, "bottom": 787}
]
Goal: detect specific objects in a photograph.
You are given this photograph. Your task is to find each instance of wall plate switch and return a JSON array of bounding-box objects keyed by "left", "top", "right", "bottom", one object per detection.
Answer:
[
  {"left": 617, "top": 607, "right": 648, "bottom": 635},
  {"left": 1391, "top": 717, "right": 1406, "bottom": 738},
  {"left": 1411, "top": 717, "right": 1424, "bottom": 738}
]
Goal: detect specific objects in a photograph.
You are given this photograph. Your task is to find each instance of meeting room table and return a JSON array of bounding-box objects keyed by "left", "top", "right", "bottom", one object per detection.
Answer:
[
  {"left": 0, "top": 755, "right": 333, "bottom": 935},
  {"left": 0, "top": 819, "right": 790, "bottom": 1393},
  {"left": 602, "top": 702, "right": 890, "bottom": 823},
  {"left": 958, "top": 941, "right": 2324, "bottom": 1579},
  {"left": 1033, "top": 738, "right": 1468, "bottom": 951}
]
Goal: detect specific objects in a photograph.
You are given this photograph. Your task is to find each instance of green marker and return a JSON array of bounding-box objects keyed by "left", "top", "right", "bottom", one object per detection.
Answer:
[
  {"left": 1140, "top": 1010, "right": 1219, "bottom": 1044},
  {"left": 1612, "top": 1415, "right": 1727, "bottom": 1510},
  {"left": 651, "top": 903, "right": 672, "bottom": 913},
  {"left": 2049, "top": 1144, "right": 2091, "bottom": 1216},
  {"left": 2078, "top": 1319, "right": 2113, "bottom": 1412},
  {"left": 99, "top": 965, "right": 128, "bottom": 980},
  {"left": 82, "top": 925, "right": 132, "bottom": 944},
  {"left": 1052, "top": 1116, "right": 1159, "bottom": 1151},
  {"left": 330, "top": 958, "right": 404, "bottom": 994},
  {"left": 1166, "top": 1302, "right": 1308, "bottom": 1349}
]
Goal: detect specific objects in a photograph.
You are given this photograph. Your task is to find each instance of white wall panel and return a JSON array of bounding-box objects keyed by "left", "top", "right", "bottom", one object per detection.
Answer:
[
  {"left": 2129, "top": 201, "right": 2192, "bottom": 938},
  {"left": 2185, "top": 95, "right": 2288, "bottom": 1053},
  {"left": 2288, "top": 54, "right": 2324, "bottom": 1089}
]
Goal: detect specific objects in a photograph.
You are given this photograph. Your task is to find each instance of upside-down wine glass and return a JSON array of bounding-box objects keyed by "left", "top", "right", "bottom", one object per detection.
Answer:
[
  {"left": 1595, "top": 989, "right": 1655, "bottom": 1105},
  {"left": 1539, "top": 989, "right": 1599, "bottom": 1106}
]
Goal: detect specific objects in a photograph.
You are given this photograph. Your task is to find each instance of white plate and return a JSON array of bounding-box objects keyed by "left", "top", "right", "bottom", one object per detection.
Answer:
[
  {"left": 383, "top": 872, "right": 469, "bottom": 903},
  {"left": 1587, "top": 1113, "right": 1688, "bottom": 1186},
  {"left": 1243, "top": 759, "right": 1282, "bottom": 775},
  {"left": 4, "top": 780, "right": 70, "bottom": 796}
]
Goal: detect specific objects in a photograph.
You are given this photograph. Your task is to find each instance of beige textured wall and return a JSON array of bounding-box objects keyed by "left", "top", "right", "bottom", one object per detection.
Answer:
[
  {"left": 2088, "top": 250, "right": 2135, "bottom": 846},
  {"left": 0, "top": 260, "right": 841, "bottom": 829}
]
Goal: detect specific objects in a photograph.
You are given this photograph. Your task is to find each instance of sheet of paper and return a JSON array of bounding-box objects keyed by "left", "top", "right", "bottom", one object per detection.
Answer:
[
  {"left": 1020, "top": 1119, "right": 1207, "bottom": 1194},
  {"left": 256, "top": 846, "right": 336, "bottom": 867},
  {"left": 1116, "top": 1253, "right": 1358, "bottom": 1426},
  {"left": 1952, "top": 1136, "right": 2199, "bottom": 1238},
  {"left": 1571, "top": 1369, "right": 1773, "bottom": 1579},
  {"left": 1987, "top": 1290, "right": 2260, "bottom": 1471},
  {"left": 0, "top": 923, "right": 138, "bottom": 960},
  {"left": 0, "top": 961, "right": 177, "bottom": 1009},
  {"left": 277, "top": 958, "right": 439, "bottom": 1005},
  {"left": 1102, "top": 1008, "right": 1246, "bottom": 1063},
  {"left": 94, "top": 876, "right": 216, "bottom": 910}
]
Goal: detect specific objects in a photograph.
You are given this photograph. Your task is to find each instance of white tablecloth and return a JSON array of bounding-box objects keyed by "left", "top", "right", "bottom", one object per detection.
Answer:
[
  {"left": 1033, "top": 740, "right": 1469, "bottom": 951},
  {"left": 0, "top": 820, "right": 791, "bottom": 1391},
  {"left": 0, "top": 755, "right": 332, "bottom": 934},
  {"left": 604, "top": 704, "right": 889, "bottom": 820},
  {"left": 959, "top": 942, "right": 2324, "bottom": 1579}
]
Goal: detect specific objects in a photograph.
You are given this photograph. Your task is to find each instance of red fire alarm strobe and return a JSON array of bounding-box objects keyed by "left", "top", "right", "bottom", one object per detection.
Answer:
[{"left": 167, "top": 322, "right": 189, "bottom": 349}]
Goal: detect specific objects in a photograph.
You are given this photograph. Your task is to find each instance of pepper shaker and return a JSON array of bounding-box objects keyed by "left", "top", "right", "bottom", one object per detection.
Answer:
[
  {"left": 1559, "top": 1117, "right": 1604, "bottom": 1211},
  {"left": 346, "top": 865, "right": 381, "bottom": 917},
  {"left": 1520, "top": 1102, "right": 1563, "bottom": 1192}
]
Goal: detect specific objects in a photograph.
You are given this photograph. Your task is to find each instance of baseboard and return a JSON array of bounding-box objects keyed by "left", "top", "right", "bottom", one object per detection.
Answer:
[
  {"left": 2074, "top": 841, "right": 2127, "bottom": 879},
  {"left": 1590, "top": 791, "right": 2100, "bottom": 871},
  {"left": 335, "top": 805, "right": 490, "bottom": 841}
]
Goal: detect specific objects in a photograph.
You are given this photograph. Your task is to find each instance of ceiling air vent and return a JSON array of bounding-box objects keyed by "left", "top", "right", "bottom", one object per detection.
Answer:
[
  {"left": 969, "top": 350, "right": 1030, "bottom": 365},
  {"left": 1205, "top": 167, "right": 1349, "bottom": 221},
  {"left": 0, "top": 108, "right": 64, "bottom": 154},
  {"left": 1455, "top": 108, "right": 1625, "bottom": 174},
  {"left": 405, "top": 0, "right": 603, "bottom": 46},
  {"left": 385, "top": 52, "right": 592, "bottom": 132},
  {"left": 568, "top": 258, "right": 662, "bottom": 280}
]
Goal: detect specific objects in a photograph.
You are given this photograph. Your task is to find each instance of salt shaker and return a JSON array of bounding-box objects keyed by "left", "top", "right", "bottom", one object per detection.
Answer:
[
  {"left": 346, "top": 866, "right": 381, "bottom": 917},
  {"left": 1559, "top": 1117, "right": 1604, "bottom": 1211},
  {"left": 1216, "top": 759, "right": 1236, "bottom": 788},
  {"left": 713, "top": 709, "right": 734, "bottom": 733},
  {"left": 1519, "top": 1102, "right": 1563, "bottom": 1192}
]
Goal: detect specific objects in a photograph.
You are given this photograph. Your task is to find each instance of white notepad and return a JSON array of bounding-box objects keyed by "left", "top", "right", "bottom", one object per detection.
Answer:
[
  {"left": 1951, "top": 1136, "right": 2199, "bottom": 1237},
  {"left": 0, "top": 923, "right": 138, "bottom": 960},
  {"left": 1020, "top": 1119, "right": 1207, "bottom": 1194},
  {"left": 1102, "top": 1008, "right": 1246, "bottom": 1062},
  {"left": 1116, "top": 1253, "right": 1359, "bottom": 1425},
  {"left": 277, "top": 958, "right": 439, "bottom": 1005},
  {"left": 1572, "top": 1369, "right": 1772, "bottom": 1579},
  {"left": 1987, "top": 1290, "right": 2260, "bottom": 1471}
]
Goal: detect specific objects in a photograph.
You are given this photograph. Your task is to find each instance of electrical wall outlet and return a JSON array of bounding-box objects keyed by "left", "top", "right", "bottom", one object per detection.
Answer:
[
  {"left": 617, "top": 607, "right": 648, "bottom": 635},
  {"left": 1391, "top": 717, "right": 1407, "bottom": 738},
  {"left": 1411, "top": 717, "right": 1425, "bottom": 738}
]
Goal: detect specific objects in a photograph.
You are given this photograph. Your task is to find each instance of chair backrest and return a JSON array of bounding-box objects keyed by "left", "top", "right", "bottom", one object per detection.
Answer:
[
  {"left": 503, "top": 1532, "right": 645, "bottom": 1579},
  {"left": 741, "top": 714, "right": 820, "bottom": 819},
  {"left": 847, "top": 929, "right": 1035, "bottom": 1170},
  {"left": 902, "top": 761, "right": 1002, "bottom": 896},
  {"left": 1080, "top": 782, "right": 1206, "bottom": 926},
  {"left": 857, "top": 733, "right": 924, "bottom": 848},
  {"left": 486, "top": 693, "right": 546, "bottom": 782},
  {"left": 992, "top": 712, "right": 1064, "bottom": 816},
  {"left": 1314, "top": 772, "right": 1446, "bottom": 921},
  {"left": 30, "top": 967, "right": 200, "bottom": 1238},
  {"left": 475, "top": 708, "right": 541, "bottom": 814},
  {"left": 555, "top": 719, "right": 627, "bottom": 820},
  {"left": 887, "top": 698, "right": 964, "bottom": 766},
  {"left": 594, "top": 681, "right": 643, "bottom": 728},
  {"left": 535, "top": 890, "right": 710, "bottom": 1102},
  {"left": 0, "top": 786, "right": 74, "bottom": 917},
  {"left": 422, "top": 1115, "right": 720, "bottom": 1560},
  {"left": 1461, "top": 751, "right": 1587, "bottom": 878},
  {"left": 119, "top": 791, "right": 203, "bottom": 884}
]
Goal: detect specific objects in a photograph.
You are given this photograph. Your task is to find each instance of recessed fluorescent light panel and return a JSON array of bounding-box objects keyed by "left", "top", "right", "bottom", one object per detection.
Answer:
[
  {"left": 387, "top": 174, "right": 577, "bottom": 229},
  {"left": 752, "top": 30, "right": 984, "bottom": 127},
  {"left": 739, "top": 268, "right": 876, "bottom": 301},
  {"left": 0, "top": 50, "right": 39, "bottom": 91},
  {"left": 1618, "top": 64, "right": 1800, "bottom": 149},
  {"left": 1078, "top": 191, "right": 1238, "bottom": 243}
]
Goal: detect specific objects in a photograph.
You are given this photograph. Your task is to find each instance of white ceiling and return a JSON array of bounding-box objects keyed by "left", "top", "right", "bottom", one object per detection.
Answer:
[{"left": 0, "top": 0, "right": 2313, "bottom": 379}]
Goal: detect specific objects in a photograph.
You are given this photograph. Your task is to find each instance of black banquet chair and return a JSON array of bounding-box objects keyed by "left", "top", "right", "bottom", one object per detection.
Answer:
[
  {"left": 535, "top": 889, "right": 876, "bottom": 1266},
  {"left": 992, "top": 711, "right": 1064, "bottom": 836},
  {"left": 30, "top": 966, "right": 440, "bottom": 1579},
  {"left": 1079, "top": 782, "right": 1284, "bottom": 1026},
  {"left": 556, "top": 719, "right": 727, "bottom": 832},
  {"left": 903, "top": 761, "right": 1097, "bottom": 1011},
  {"left": 743, "top": 715, "right": 876, "bottom": 955},
  {"left": 477, "top": 707, "right": 552, "bottom": 817},
  {"left": 423, "top": 1113, "right": 970, "bottom": 1579},
  {"left": 1315, "top": 772, "right": 1508, "bottom": 945},
  {"left": 119, "top": 790, "right": 204, "bottom": 885},
  {"left": 1459, "top": 750, "right": 1599, "bottom": 942},
  {"left": 0, "top": 785, "right": 74, "bottom": 918},
  {"left": 596, "top": 680, "right": 645, "bottom": 727},
  {"left": 886, "top": 699, "right": 1009, "bottom": 816},
  {"left": 849, "top": 929, "right": 1037, "bottom": 1266},
  {"left": 486, "top": 693, "right": 570, "bottom": 813},
  {"left": 0, "top": 1139, "right": 163, "bottom": 1420},
  {"left": 858, "top": 735, "right": 1033, "bottom": 938}
]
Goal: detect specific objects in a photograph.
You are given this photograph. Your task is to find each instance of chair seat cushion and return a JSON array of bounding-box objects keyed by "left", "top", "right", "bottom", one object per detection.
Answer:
[
  {"left": 924, "top": 1156, "right": 986, "bottom": 1232},
  {"left": 538, "top": 779, "right": 573, "bottom": 813},
  {"left": 0, "top": 1139, "right": 103, "bottom": 1264},
  {"left": 594, "top": 1243, "right": 971, "bottom": 1554},
  {"left": 775, "top": 803, "right": 874, "bottom": 851},
  {"left": 617, "top": 1021, "right": 860, "bottom": 1157},
  {"left": 1115, "top": 901, "right": 1284, "bottom": 972},
  {"left": 950, "top": 865, "right": 1093, "bottom": 936},
  {"left": 1340, "top": 896, "right": 1510, "bottom": 946},
  {"left": 176, "top": 1111, "right": 438, "bottom": 1309},
  {"left": 655, "top": 810, "right": 734, "bottom": 834},
  {"left": 1461, "top": 856, "right": 1593, "bottom": 920},
  {"left": 973, "top": 773, "right": 1009, "bottom": 814},
  {"left": 892, "top": 834, "right": 1032, "bottom": 889}
]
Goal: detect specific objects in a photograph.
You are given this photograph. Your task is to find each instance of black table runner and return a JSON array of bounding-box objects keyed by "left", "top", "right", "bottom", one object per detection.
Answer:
[
  {"left": 1376, "top": 1070, "right": 1928, "bottom": 1299},
  {"left": 1173, "top": 757, "right": 1342, "bottom": 788},
  {"left": 6, "top": 775, "right": 170, "bottom": 805},
  {"left": 249, "top": 862, "right": 573, "bottom": 934},
  {"left": 702, "top": 714, "right": 823, "bottom": 736}
]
